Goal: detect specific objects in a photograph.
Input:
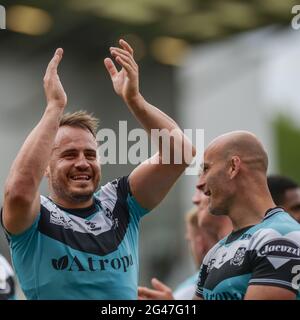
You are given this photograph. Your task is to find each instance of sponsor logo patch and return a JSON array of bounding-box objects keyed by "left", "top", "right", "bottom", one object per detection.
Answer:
[
  {"left": 258, "top": 239, "right": 300, "bottom": 259},
  {"left": 51, "top": 254, "right": 134, "bottom": 272},
  {"left": 50, "top": 210, "right": 73, "bottom": 229},
  {"left": 258, "top": 238, "right": 300, "bottom": 269}
]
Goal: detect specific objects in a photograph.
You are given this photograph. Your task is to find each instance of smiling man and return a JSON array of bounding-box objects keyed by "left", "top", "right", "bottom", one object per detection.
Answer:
[
  {"left": 1, "top": 40, "right": 195, "bottom": 299},
  {"left": 194, "top": 131, "right": 300, "bottom": 300}
]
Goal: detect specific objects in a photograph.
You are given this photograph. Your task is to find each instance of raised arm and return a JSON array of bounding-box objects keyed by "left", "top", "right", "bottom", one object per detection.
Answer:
[
  {"left": 104, "top": 39, "right": 196, "bottom": 210},
  {"left": 2, "top": 49, "right": 67, "bottom": 235}
]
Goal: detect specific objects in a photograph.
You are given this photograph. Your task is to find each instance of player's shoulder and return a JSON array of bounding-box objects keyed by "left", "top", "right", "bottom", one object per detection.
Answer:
[
  {"left": 95, "top": 176, "right": 129, "bottom": 199},
  {"left": 40, "top": 195, "right": 51, "bottom": 206},
  {"left": 40, "top": 195, "right": 56, "bottom": 213},
  {"left": 249, "top": 208, "right": 300, "bottom": 252},
  {"left": 256, "top": 207, "right": 300, "bottom": 236}
]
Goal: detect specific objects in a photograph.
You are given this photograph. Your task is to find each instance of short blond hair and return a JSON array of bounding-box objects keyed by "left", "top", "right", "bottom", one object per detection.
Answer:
[{"left": 59, "top": 111, "right": 99, "bottom": 137}]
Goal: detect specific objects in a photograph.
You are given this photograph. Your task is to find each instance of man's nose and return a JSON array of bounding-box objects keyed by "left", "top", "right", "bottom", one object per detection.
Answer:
[
  {"left": 74, "top": 155, "right": 89, "bottom": 170},
  {"left": 192, "top": 188, "right": 202, "bottom": 205}
]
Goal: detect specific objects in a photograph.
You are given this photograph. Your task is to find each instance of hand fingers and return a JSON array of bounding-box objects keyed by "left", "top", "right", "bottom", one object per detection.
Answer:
[
  {"left": 138, "top": 291, "right": 151, "bottom": 300},
  {"left": 115, "top": 56, "right": 135, "bottom": 77},
  {"left": 110, "top": 49, "right": 137, "bottom": 78},
  {"left": 110, "top": 49, "right": 137, "bottom": 67},
  {"left": 55, "top": 48, "right": 63, "bottom": 61},
  {"left": 111, "top": 51, "right": 137, "bottom": 72},
  {"left": 109, "top": 46, "right": 138, "bottom": 77},
  {"left": 104, "top": 58, "right": 118, "bottom": 79},
  {"left": 151, "top": 278, "right": 171, "bottom": 292},
  {"left": 119, "top": 39, "right": 134, "bottom": 55},
  {"left": 138, "top": 286, "right": 149, "bottom": 296},
  {"left": 138, "top": 286, "right": 163, "bottom": 299},
  {"left": 138, "top": 287, "right": 149, "bottom": 300},
  {"left": 110, "top": 47, "right": 136, "bottom": 64},
  {"left": 45, "top": 48, "right": 63, "bottom": 76}
]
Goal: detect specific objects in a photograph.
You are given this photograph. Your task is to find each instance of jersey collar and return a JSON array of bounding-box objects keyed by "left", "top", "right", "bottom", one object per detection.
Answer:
[{"left": 263, "top": 206, "right": 285, "bottom": 220}]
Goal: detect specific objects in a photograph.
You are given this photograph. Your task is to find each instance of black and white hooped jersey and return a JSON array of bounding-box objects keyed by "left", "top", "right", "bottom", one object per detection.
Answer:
[{"left": 196, "top": 208, "right": 300, "bottom": 300}]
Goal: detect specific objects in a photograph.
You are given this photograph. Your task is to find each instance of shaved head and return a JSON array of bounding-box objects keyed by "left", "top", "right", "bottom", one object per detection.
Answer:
[
  {"left": 206, "top": 131, "right": 268, "bottom": 173},
  {"left": 197, "top": 131, "right": 270, "bottom": 217}
]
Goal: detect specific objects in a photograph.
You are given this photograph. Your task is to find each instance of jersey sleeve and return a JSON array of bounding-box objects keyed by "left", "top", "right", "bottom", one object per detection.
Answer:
[
  {"left": 248, "top": 229, "right": 300, "bottom": 295},
  {"left": 0, "top": 206, "right": 40, "bottom": 249}
]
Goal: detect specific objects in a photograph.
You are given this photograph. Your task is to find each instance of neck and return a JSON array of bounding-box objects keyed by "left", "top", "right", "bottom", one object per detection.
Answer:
[
  {"left": 50, "top": 194, "right": 94, "bottom": 209},
  {"left": 228, "top": 189, "right": 275, "bottom": 232}
]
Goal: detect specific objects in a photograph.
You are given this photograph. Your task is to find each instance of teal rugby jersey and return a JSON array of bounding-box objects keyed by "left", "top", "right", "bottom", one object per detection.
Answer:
[
  {"left": 196, "top": 208, "right": 300, "bottom": 300},
  {"left": 1, "top": 176, "right": 149, "bottom": 300}
]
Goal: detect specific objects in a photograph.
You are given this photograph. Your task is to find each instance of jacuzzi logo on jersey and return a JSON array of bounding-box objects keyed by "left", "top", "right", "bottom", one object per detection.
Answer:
[
  {"left": 258, "top": 239, "right": 300, "bottom": 259},
  {"left": 51, "top": 254, "right": 134, "bottom": 272}
]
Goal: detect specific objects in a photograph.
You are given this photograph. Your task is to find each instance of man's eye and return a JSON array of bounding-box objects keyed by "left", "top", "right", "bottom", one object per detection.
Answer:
[
  {"left": 64, "top": 154, "right": 76, "bottom": 159},
  {"left": 86, "top": 154, "right": 96, "bottom": 160}
]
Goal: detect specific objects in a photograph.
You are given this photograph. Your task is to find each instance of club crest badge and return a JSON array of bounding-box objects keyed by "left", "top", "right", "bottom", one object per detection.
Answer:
[{"left": 231, "top": 247, "right": 246, "bottom": 266}]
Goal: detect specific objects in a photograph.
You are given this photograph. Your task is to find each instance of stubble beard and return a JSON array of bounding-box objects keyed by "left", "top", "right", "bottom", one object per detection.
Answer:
[{"left": 51, "top": 179, "right": 96, "bottom": 205}]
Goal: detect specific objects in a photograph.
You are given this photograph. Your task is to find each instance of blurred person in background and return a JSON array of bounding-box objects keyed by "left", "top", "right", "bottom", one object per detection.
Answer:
[
  {"left": 0, "top": 253, "right": 15, "bottom": 300},
  {"left": 0, "top": 39, "right": 195, "bottom": 299},
  {"left": 173, "top": 206, "right": 216, "bottom": 300},
  {"left": 139, "top": 190, "right": 232, "bottom": 300},
  {"left": 268, "top": 175, "right": 300, "bottom": 223}
]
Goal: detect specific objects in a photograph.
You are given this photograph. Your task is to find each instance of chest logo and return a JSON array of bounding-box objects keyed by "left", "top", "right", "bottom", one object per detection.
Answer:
[
  {"left": 50, "top": 210, "right": 73, "bottom": 229},
  {"left": 230, "top": 247, "right": 246, "bottom": 266}
]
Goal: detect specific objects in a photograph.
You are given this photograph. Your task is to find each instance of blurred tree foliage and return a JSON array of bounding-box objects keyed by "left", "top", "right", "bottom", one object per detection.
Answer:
[{"left": 274, "top": 114, "right": 300, "bottom": 184}]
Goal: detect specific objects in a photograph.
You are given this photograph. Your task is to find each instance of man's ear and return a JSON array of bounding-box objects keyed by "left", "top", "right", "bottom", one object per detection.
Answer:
[{"left": 229, "top": 156, "right": 241, "bottom": 179}]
